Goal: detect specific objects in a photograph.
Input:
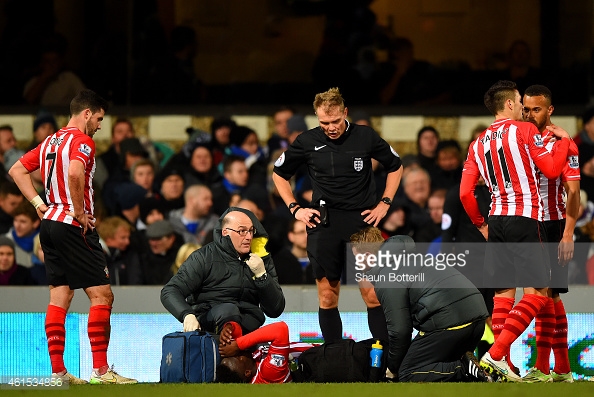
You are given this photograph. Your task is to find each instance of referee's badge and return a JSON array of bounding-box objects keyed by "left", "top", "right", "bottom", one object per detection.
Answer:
[
  {"left": 353, "top": 157, "right": 363, "bottom": 171},
  {"left": 274, "top": 152, "right": 285, "bottom": 167}
]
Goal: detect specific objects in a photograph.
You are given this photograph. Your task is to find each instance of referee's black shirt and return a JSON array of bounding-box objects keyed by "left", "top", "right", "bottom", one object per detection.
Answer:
[{"left": 273, "top": 121, "right": 402, "bottom": 210}]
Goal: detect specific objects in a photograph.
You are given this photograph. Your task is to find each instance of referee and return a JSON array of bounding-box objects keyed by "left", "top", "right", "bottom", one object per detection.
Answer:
[{"left": 272, "top": 87, "right": 403, "bottom": 342}]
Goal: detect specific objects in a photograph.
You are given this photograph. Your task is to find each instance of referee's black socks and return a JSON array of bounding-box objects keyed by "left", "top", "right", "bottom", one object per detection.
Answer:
[{"left": 319, "top": 307, "right": 342, "bottom": 342}]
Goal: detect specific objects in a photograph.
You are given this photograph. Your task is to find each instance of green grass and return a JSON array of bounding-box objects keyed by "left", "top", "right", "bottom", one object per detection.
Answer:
[{"left": 2, "top": 382, "right": 593, "bottom": 397}]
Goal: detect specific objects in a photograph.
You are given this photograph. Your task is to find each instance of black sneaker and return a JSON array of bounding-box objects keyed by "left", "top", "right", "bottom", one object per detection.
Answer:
[{"left": 462, "top": 351, "right": 492, "bottom": 382}]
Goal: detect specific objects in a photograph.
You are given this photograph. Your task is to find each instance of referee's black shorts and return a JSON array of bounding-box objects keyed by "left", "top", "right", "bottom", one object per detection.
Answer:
[
  {"left": 543, "top": 219, "right": 569, "bottom": 294},
  {"left": 484, "top": 215, "right": 550, "bottom": 289},
  {"left": 40, "top": 220, "right": 110, "bottom": 290},
  {"left": 307, "top": 207, "right": 368, "bottom": 281}
]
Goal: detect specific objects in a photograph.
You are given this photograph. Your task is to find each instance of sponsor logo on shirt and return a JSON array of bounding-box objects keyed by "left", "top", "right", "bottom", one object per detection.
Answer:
[
  {"left": 269, "top": 354, "right": 285, "bottom": 367},
  {"left": 78, "top": 143, "right": 92, "bottom": 157}
]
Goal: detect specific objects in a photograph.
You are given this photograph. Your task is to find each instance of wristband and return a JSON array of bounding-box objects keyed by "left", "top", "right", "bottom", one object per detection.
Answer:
[
  {"left": 292, "top": 207, "right": 302, "bottom": 217},
  {"left": 30, "top": 195, "right": 44, "bottom": 209}
]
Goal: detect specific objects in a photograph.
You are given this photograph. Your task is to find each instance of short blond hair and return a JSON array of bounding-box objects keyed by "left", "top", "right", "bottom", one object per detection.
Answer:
[
  {"left": 97, "top": 216, "right": 132, "bottom": 240},
  {"left": 313, "top": 87, "right": 345, "bottom": 113},
  {"left": 350, "top": 226, "right": 384, "bottom": 254}
]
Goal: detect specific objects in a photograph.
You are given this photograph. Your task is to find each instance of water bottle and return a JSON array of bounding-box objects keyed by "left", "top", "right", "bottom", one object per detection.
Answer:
[{"left": 370, "top": 340, "right": 383, "bottom": 368}]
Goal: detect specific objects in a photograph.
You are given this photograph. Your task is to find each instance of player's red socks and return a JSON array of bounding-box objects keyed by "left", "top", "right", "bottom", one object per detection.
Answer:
[
  {"left": 553, "top": 300, "right": 571, "bottom": 374},
  {"left": 492, "top": 296, "right": 515, "bottom": 341},
  {"left": 535, "top": 297, "right": 555, "bottom": 374},
  {"left": 490, "top": 294, "right": 548, "bottom": 361},
  {"left": 45, "top": 304, "right": 67, "bottom": 374},
  {"left": 492, "top": 296, "right": 518, "bottom": 372},
  {"left": 88, "top": 305, "right": 112, "bottom": 371}
]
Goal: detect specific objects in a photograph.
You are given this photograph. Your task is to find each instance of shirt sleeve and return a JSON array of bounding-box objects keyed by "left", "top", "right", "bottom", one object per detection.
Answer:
[
  {"left": 272, "top": 135, "right": 307, "bottom": 180},
  {"left": 371, "top": 129, "right": 402, "bottom": 173},
  {"left": 459, "top": 144, "right": 484, "bottom": 227},
  {"left": 524, "top": 124, "right": 569, "bottom": 180},
  {"left": 19, "top": 144, "right": 42, "bottom": 172},
  {"left": 561, "top": 140, "right": 581, "bottom": 182},
  {"left": 236, "top": 322, "right": 289, "bottom": 351},
  {"left": 70, "top": 134, "right": 95, "bottom": 166}
]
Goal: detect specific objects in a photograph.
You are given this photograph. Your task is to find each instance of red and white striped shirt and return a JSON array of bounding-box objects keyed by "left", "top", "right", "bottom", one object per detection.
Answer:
[
  {"left": 460, "top": 119, "right": 569, "bottom": 226},
  {"left": 539, "top": 132, "right": 580, "bottom": 221},
  {"left": 20, "top": 127, "right": 96, "bottom": 227}
]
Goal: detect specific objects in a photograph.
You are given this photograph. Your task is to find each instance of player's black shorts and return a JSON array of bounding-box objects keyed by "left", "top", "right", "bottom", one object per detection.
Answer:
[
  {"left": 543, "top": 219, "right": 569, "bottom": 294},
  {"left": 307, "top": 207, "right": 368, "bottom": 281},
  {"left": 484, "top": 216, "right": 550, "bottom": 289},
  {"left": 40, "top": 220, "right": 110, "bottom": 289}
]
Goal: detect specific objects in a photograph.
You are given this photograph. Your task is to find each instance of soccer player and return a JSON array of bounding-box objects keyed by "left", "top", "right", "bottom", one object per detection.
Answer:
[
  {"left": 521, "top": 84, "right": 578, "bottom": 382},
  {"left": 9, "top": 89, "right": 137, "bottom": 384},
  {"left": 460, "top": 80, "right": 571, "bottom": 382},
  {"left": 217, "top": 321, "right": 313, "bottom": 383}
]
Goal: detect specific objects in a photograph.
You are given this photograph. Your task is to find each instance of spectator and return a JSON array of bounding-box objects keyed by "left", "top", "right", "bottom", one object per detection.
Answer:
[
  {"left": 130, "top": 158, "right": 156, "bottom": 195},
  {"left": 211, "top": 156, "right": 250, "bottom": 216},
  {"left": 378, "top": 37, "right": 449, "bottom": 105},
  {"left": 139, "top": 220, "right": 184, "bottom": 285},
  {"left": 267, "top": 106, "right": 295, "bottom": 156},
  {"left": 161, "top": 208, "right": 285, "bottom": 334},
  {"left": 27, "top": 110, "right": 58, "bottom": 151},
  {"left": 429, "top": 140, "right": 463, "bottom": 191},
  {"left": 97, "top": 216, "right": 141, "bottom": 285},
  {"left": 0, "top": 236, "right": 35, "bottom": 285},
  {"left": 168, "top": 185, "right": 218, "bottom": 246},
  {"left": 0, "top": 125, "right": 25, "bottom": 172},
  {"left": 155, "top": 168, "right": 186, "bottom": 215},
  {"left": 0, "top": 182, "right": 26, "bottom": 234},
  {"left": 401, "top": 167, "right": 432, "bottom": 238},
  {"left": 378, "top": 200, "right": 414, "bottom": 239},
  {"left": 272, "top": 219, "right": 315, "bottom": 285},
  {"left": 22, "top": 34, "right": 85, "bottom": 107},
  {"left": 415, "top": 189, "right": 447, "bottom": 243},
  {"left": 415, "top": 126, "right": 440, "bottom": 171},
  {"left": 96, "top": 118, "right": 135, "bottom": 186},
  {"left": 498, "top": 40, "right": 546, "bottom": 96},
  {"left": 112, "top": 182, "right": 148, "bottom": 227},
  {"left": 5, "top": 199, "right": 40, "bottom": 268},
  {"left": 170, "top": 242, "right": 201, "bottom": 277},
  {"left": 210, "top": 117, "right": 237, "bottom": 167},
  {"left": 227, "top": 125, "right": 267, "bottom": 187},
  {"left": 183, "top": 142, "right": 222, "bottom": 187},
  {"left": 576, "top": 107, "right": 594, "bottom": 200}
]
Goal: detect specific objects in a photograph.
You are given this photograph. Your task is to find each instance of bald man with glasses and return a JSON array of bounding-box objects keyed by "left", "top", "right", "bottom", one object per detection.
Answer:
[{"left": 161, "top": 207, "right": 285, "bottom": 334}]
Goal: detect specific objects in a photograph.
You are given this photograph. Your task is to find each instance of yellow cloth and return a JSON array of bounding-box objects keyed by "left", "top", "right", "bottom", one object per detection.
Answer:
[
  {"left": 481, "top": 322, "right": 495, "bottom": 344},
  {"left": 250, "top": 236, "right": 269, "bottom": 257}
]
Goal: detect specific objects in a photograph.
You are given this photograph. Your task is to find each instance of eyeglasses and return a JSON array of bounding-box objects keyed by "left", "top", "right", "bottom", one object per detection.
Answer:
[{"left": 225, "top": 227, "right": 256, "bottom": 237}]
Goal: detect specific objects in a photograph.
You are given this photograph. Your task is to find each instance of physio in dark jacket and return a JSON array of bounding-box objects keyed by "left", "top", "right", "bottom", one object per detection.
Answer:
[
  {"left": 372, "top": 236, "right": 489, "bottom": 382},
  {"left": 160, "top": 207, "right": 285, "bottom": 334}
]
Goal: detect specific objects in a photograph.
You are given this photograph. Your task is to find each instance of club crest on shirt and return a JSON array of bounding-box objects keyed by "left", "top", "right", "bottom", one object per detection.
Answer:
[
  {"left": 568, "top": 155, "right": 579, "bottom": 169},
  {"left": 353, "top": 157, "right": 363, "bottom": 172},
  {"left": 533, "top": 134, "right": 544, "bottom": 147},
  {"left": 274, "top": 152, "right": 285, "bottom": 167},
  {"left": 78, "top": 143, "right": 92, "bottom": 157},
  {"left": 269, "top": 354, "right": 285, "bottom": 367}
]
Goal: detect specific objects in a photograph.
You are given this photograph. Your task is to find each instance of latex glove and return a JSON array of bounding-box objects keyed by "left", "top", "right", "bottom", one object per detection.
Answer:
[
  {"left": 246, "top": 253, "right": 266, "bottom": 278},
  {"left": 183, "top": 314, "right": 200, "bottom": 332}
]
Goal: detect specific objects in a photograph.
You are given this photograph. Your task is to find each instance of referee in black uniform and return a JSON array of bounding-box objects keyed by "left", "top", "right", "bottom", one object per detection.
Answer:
[{"left": 272, "top": 87, "right": 403, "bottom": 342}]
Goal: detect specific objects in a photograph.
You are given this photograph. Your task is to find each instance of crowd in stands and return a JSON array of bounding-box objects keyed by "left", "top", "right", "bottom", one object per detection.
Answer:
[{"left": 1, "top": 105, "right": 594, "bottom": 286}]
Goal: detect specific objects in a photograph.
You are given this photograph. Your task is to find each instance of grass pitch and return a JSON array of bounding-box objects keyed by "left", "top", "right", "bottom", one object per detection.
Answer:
[{"left": 2, "top": 382, "right": 593, "bottom": 397}]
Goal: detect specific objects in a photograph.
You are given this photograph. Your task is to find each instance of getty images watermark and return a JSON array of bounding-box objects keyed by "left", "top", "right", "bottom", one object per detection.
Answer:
[
  {"left": 345, "top": 241, "right": 580, "bottom": 288},
  {"left": 350, "top": 247, "right": 467, "bottom": 284}
]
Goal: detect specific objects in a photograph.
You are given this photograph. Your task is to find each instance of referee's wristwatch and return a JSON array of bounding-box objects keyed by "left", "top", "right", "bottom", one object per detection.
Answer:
[{"left": 380, "top": 197, "right": 392, "bottom": 205}]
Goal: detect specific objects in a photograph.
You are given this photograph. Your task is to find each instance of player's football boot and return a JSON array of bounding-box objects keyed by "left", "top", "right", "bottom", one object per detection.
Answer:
[{"left": 479, "top": 352, "right": 522, "bottom": 382}]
